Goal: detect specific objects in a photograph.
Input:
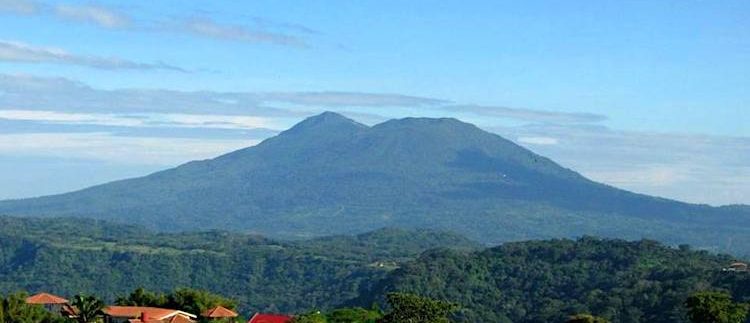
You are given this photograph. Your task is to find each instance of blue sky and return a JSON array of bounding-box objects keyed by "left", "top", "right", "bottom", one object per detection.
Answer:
[{"left": 0, "top": 0, "right": 747, "bottom": 205}]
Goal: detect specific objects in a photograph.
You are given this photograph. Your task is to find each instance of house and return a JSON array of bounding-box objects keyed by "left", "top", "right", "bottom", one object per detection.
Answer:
[
  {"left": 202, "top": 306, "right": 239, "bottom": 321},
  {"left": 247, "top": 313, "right": 292, "bottom": 323},
  {"left": 103, "top": 306, "right": 196, "bottom": 323},
  {"left": 25, "top": 292, "right": 69, "bottom": 314},
  {"left": 726, "top": 262, "right": 748, "bottom": 272}
]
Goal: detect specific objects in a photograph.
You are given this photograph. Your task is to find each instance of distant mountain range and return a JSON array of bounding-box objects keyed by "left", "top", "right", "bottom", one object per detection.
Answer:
[{"left": 1, "top": 112, "right": 748, "bottom": 254}]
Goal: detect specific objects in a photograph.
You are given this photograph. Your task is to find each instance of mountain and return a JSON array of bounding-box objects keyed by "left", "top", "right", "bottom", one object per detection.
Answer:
[
  {"left": 1, "top": 112, "right": 749, "bottom": 254},
  {"left": 354, "top": 237, "right": 750, "bottom": 323}
]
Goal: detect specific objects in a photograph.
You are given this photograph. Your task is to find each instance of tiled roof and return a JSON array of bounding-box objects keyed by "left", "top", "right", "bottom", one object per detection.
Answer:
[
  {"left": 25, "top": 293, "right": 69, "bottom": 304},
  {"left": 248, "top": 313, "right": 292, "bottom": 323},
  {"left": 128, "top": 315, "right": 195, "bottom": 323},
  {"left": 202, "top": 306, "right": 238, "bottom": 318},
  {"left": 104, "top": 306, "right": 196, "bottom": 320}
]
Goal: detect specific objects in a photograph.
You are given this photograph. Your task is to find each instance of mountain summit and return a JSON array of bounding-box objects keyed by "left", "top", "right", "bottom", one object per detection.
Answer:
[{"left": 1, "top": 112, "right": 748, "bottom": 253}]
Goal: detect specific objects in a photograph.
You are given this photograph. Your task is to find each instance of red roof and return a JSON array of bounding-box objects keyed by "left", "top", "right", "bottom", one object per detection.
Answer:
[
  {"left": 129, "top": 315, "right": 195, "bottom": 323},
  {"left": 104, "top": 306, "right": 196, "bottom": 320},
  {"left": 248, "top": 313, "right": 292, "bottom": 323},
  {"left": 202, "top": 306, "right": 238, "bottom": 318},
  {"left": 167, "top": 315, "right": 195, "bottom": 323},
  {"left": 25, "top": 293, "right": 69, "bottom": 304}
]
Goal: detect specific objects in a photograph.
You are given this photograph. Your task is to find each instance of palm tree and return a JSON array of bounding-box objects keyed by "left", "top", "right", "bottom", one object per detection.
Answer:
[{"left": 70, "top": 294, "right": 105, "bottom": 323}]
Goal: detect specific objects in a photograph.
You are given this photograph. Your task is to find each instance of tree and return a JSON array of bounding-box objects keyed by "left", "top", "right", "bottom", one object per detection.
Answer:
[
  {"left": 115, "top": 287, "right": 167, "bottom": 307},
  {"left": 0, "top": 292, "right": 63, "bottom": 323},
  {"left": 165, "top": 288, "right": 237, "bottom": 317},
  {"left": 327, "top": 307, "right": 382, "bottom": 323},
  {"left": 381, "top": 293, "right": 458, "bottom": 323},
  {"left": 685, "top": 291, "right": 748, "bottom": 323},
  {"left": 115, "top": 288, "right": 237, "bottom": 317},
  {"left": 291, "top": 311, "right": 326, "bottom": 323},
  {"left": 71, "top": 294, "right": 105, "bottom": 323},
  {"left": 567, "top": 313, "right": 610, "bottom": 323}
]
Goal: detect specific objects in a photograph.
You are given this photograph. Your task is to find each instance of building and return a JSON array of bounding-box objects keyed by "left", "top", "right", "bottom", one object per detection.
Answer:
[
  {"left": 103, "top": 306, "right": 196, "bottom": 323},
  {"left": 726, "top": 262, "right": 748, "bottom": 272},
  {"left": 25, "top": 292, "right": 69, "bottom": 314},
  {"left": 202, "top": 306, "right": 239, "bottom": 321},
  {"left": 247, "top": 313, "right": 292, "bottom": 323}
]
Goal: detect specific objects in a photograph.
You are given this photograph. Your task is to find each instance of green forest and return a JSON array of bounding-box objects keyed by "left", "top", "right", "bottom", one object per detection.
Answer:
[
  {"left": 358, "top": 238, "right": 750, "bottom": 322},
  {"left": 1, "top": 216, "right": 749, "bottom": 322}
]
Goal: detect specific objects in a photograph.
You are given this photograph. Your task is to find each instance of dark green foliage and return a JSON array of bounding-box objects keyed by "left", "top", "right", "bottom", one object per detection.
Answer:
[
  {"left": 0, "top": 292, "right": 65, "bottom": 323},
  {"left": 116, "top": 288, "right": 236, "bottom": 316},
  {"left": 292, "top": 307, "right": 382, "bottom": 323},
  {"left": 567, "top": 314, "right": 610, "bottom": 323},
  {"left": 2, "top": 113, "right": 749, "bottom": 255},
  {"left": 0, "top": 217, "right": 474, "bottom": 315},
  {"left": 70, "top": 294, "right": 104, "bottom": 323},
  {"left": 327, "top": 307, "right": 382, "bottom": 323},
  {"left": 685, "top": 291, "right": 748, "bottom": 323},
  {"left": 115, "top": 287, "right": 168, "bottom": 307},
  {"left": 381, "top": 292, "right": 458, "bottom": 323},
  {"left": 291, "top": 311, "right": 327, "bottom": 323},
  {"left": 4, "top": 216, "right": 750, "bottom": 322},
  {"left": 357, "top": 237, "right": 750, "bottom": 323}
]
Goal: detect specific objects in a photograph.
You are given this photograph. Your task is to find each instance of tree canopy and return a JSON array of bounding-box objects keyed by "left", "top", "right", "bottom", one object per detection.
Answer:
[{"left": 685, "top": 291, "right": 748, "bottom": 323}]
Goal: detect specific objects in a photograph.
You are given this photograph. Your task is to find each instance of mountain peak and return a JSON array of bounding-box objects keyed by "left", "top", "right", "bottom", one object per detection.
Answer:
[{"left": 284, "top": 111, "right": 367, "bottom": 135}]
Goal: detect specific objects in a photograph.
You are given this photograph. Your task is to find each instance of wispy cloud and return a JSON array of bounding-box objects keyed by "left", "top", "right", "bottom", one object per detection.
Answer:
[
  {"left": 0, "top": 41, "right": 187, "bottom": 71},
  {"left": 179, "top": 17, "right": 308, "bottom": 47},
  {"left": 0, "top": 132, "right": 254, "bottom": 165},
  {"left": 0, "top": 0, "right": 37, "bottom": 14},
  {"left": 1, "top": 2, "right": 312, "bottom": 48},
  {"left": 259, "top": 91, "right": 449, "bottom": 107},
  {"left": 0, "top": 109, "right": 276, "bottom": 130},
  {"left": 445, "top": 104, "right": 607, "bottom": 124},
  {"left": 0, "top": 74, "right": 443, "bottom": 116},
  {"left": 517, "top": 136, "right": 559, "bottom": 145},
  {"left": 54, "top": 4, "right": 130, "bottom": 28}
]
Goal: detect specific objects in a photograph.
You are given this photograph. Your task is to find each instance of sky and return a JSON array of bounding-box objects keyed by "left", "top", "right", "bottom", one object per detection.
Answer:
[{"left": 0, "top": 0, "right": 747, "bottom": 205}]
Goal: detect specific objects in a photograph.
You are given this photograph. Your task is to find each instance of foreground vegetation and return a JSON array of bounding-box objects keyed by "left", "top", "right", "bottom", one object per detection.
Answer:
[
  {"left": 357, "top": 238, "right": 750, "bottom": 322},
  {"left": 1, "top": 216, "right": 750, "bottom": 322},
  {"left": 0, "top": 216, "right": 477, "bottom": 314}
]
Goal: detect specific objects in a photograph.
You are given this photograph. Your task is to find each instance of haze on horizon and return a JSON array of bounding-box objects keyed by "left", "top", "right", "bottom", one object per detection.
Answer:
[{"left": 0, "top": 0, "right": 747, "bottom": 206}]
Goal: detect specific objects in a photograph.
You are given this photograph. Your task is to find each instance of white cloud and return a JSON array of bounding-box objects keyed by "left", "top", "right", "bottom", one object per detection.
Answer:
[
  {"left": 0, "top": 0, "right": 37, "bottom": 14},
  {"left": 0, "top": 132, "right": 255, "bottom": 165},
  {"left": 446, "top": 104, "right": 607, "bottom": 124},
  {"left": 0, "top": 41, "right": 186, "bottom": 71},
  {"left": 181, "top": 17, "right": 308, "bottom": 47},
  {"left": 0, "top": 109, "right": 276, "bottom": 130},
  {"left": 585, "top": 165, "right": 688, "bottom": 187},
  {"left": 0, "top": 74, "right": 443, "bottom": 116},
  {"left": 54, "top": 4, "right": 130, "bottom": 28},
  {"left": 517, "top": 136, "right": 559, "bottom": 145},
  {"left": 260, "top": 91, "right": 448, "bottom": 107}
]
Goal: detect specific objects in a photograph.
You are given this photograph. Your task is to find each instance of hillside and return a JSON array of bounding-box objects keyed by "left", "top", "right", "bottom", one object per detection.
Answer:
[
  {"left": 355, "top": 238, "right": 750, "bottom": 323},
  {"left": 1, "top": 112, "right": 749, "bottom": 254},
  {"left": 2, "top": 216, "right": 748, "bottom": 322},
  {"left": 0, "top": 216, "right": 478, "bottom": 314}
]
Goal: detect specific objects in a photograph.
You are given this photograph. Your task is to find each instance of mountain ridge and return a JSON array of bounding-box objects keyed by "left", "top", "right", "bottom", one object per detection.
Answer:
[{"left": 1, "top": 112, "right": 748, "bottom": 254}]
